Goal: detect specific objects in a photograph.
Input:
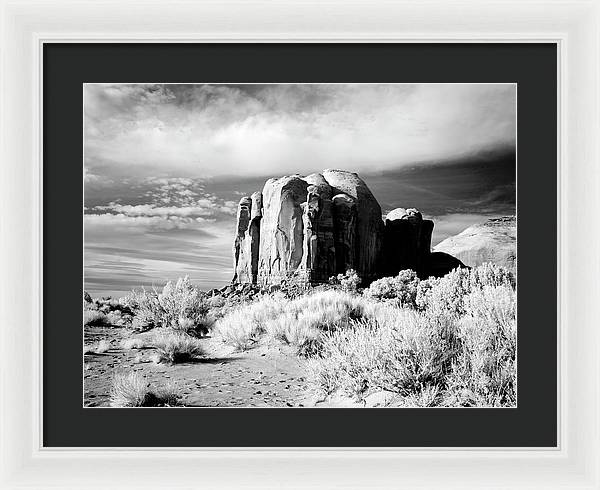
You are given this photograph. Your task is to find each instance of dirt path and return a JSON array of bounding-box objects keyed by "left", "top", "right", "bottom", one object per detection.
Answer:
[{"left": 84, "top": 327, "right": 314, "bottom": 407}]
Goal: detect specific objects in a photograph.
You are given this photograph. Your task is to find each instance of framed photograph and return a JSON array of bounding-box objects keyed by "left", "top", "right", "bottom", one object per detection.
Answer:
[{"left": 1, "top": 1, "right": 599, "bottom": 489}]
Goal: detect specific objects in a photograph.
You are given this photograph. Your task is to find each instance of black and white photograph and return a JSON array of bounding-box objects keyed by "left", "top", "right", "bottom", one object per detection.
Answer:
[{"left": 83, "top": 83, "right": 517, "bottom": 408}]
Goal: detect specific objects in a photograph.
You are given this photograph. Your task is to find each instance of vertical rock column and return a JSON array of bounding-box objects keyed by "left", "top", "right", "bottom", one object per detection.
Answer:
[
  {"left": 257, "top": 176, "right": 309, "bottom": 285},
  {"left": 248, "top": 191, "right": 262, "bottom": 283},
  {"left": 331, "top": 193, "right": 357, "bottom": 275},
  {"left": 299, "top": 174, "right": 336, "bottom": 283},
  {"left": 232, "top": 196, "right": 252, "bottom": 283},
  {"left": 323, "top": 169, "right": 383, "bottom": 282}
]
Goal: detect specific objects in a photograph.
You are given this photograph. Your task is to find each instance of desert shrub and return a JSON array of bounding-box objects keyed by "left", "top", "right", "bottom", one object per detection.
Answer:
[
  {"left": 469, "top": 262, "right": 516, "bottom": 289},
  {"left": 171, "top": 314, "right": 214, "bottom": 337},
  {"left": 363, "top": 264, "right": 515, "bottom": 316},
  {"left": 124, "top": 277, "right": 211, "bottom": 333},
  {"left": 84, "top": 291, "right": 134, "bottom": 328},
  {"left": 309, "top": 309, "right": 461, "bottom": 400},
  {"left": 83, "top": 309, "right": 109, "bottom": 327},
  {"left": 264, "top": 311, "right": 321, "bottom": 356},
  {"left": 120, "top": 337, "right": 146, "bottom": 350},
  {"left": 105, "top": 310, "right": 123, "bottom": 325},
  {"left": 151, "top": 331, "right": 205, "bottom": 364},
  {"left": 365, "top": 269, "right": 420, "bottom": 308},
  {"left": 307, "top": 270, "right": 517, "bottom": 406},
  {"left": 159, "top": 276, "right": 209, "bottom": 327},
  {"left": 442, "top": 284, "right": 517, "bottom": 407},
  {"left": 398, "top": 385, "right": 441, "bottom": 407},
  {"left": 214, "top": 294, "right": 287, "bottom": 351},
  {"left": 109, "top": 371, "right": 179, "bottom": 407},
  {"left": 414, "top": 277, "right": 439, "bottom": 311},
  {"left": 416, "top": 267, "right": 473, "bottom": 316},
  {"left": 131, "top": 310, "right": 156, "bottom": 332},
  {"left": 205, "top": 295, "right": 226, "bottom": 309},
  {"left": 214, "top": 264, "right": 517, "bottom": 406},
  {"left": 329, "top": 269, "right": 361, "bottom": 291},
  {"left": 216, "top": 289, "right": 367, "bottom": 354}
]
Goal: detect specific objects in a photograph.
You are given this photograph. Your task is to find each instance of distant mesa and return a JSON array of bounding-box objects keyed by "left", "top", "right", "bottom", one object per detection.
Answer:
[
  {"left": 434, "top": 216, "right": 516, "bottom": 271},
  {"left": 232, "top": 170, "right": 515, "bottom": 286}
]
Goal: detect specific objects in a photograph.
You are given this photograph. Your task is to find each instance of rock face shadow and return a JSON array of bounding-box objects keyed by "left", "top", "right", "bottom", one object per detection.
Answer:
[{"left": 424, "top": 251, "right": 468, "bottom": 278}]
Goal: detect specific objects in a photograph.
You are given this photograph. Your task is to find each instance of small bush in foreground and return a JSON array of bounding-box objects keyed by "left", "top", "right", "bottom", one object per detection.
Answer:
[
  {"left": 124, "top": 277, "right": 211, "bottom": 333},
  {"left": 109, "top": 371, "right": 179, "bottom": 407},
  {"left": 365, "top": 269, "right": 420, "bottom": 308},
  {"left": 329, "top": 269, "right": 361, "bottom": 291},
  {"left": 214, "top": 294, "right": 287, "bottom": 351},
  {"left": 83, "top": 309, "right": 108, "bottom": 327},
  {"left": 216, "top": 290, "right": 367, "bottom": 354},
  {"left": 152, "top": 331, "right": 204, "bottom": 364}
]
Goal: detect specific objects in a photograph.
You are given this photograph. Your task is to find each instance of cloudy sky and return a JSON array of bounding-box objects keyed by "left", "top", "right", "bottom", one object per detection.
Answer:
[{"left": 84, "top": 83, "right": 516, "bottom": 298}]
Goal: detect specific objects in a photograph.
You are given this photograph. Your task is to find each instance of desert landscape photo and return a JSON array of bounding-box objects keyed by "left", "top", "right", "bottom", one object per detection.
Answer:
[{"left": 84, "top": 83, "right": 516, "bottom": 408}]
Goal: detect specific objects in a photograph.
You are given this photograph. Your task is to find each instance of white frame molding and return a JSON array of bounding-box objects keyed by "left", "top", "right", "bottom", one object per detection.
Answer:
[{"left": 1, "top": 1, "right": 598, "bottom": 488}]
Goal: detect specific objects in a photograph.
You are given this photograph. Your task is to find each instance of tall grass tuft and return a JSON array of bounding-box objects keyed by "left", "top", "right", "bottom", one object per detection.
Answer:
[
  {"left": 151, "top": 331, "right": 205, "bottom": 364},
  {"left": 215, "top": 290, "right": 367, "bottom": 354},
  {"left": 109, "top": 371, "right": 179, "bottom": 407}
]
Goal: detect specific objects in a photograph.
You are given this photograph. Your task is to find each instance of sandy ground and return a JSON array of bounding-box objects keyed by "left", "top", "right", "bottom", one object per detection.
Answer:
[{"left": 84, "top": 326, "right": 316, "bottom": 408}]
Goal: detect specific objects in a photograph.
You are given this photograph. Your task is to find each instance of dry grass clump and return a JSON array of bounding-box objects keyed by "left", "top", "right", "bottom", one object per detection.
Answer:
[
  {"left": 83, "top": 309, "right": 109, "bottom": 327},
  {"left": 83, "top": 292, "right": 134, "bottom": 327},
  {"left": 215, "top": 290, "right": 367, "bottom": 354},
  {"left": 151, "top": 331, "right": 205, "bottom": 364},
  {"left": 109, "top": 371, "right": 179, "bottom": 407},
  {"left": 213, "top": 294, "right": 287, "bottom": 351}
]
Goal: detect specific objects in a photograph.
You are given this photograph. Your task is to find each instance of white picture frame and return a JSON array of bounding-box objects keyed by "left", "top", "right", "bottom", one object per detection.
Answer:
[{"left": 1, "top": 0, "right": 598, "bottom": 488}]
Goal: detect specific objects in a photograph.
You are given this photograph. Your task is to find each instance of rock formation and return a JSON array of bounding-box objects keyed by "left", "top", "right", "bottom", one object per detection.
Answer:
[
  {"left": 434, "top": 216, "right": 516, "bottom": 271},
  {"left": 233, "top": 170, "right": 384, "bottom": 286},
  {"left": 232, "top": 193, "right": 262, "bottom": 284},
  {"left": 381, "top": 207, "right": 434, "bottom": 277},
  {"left": 322, "top": 170, "right": 384, "bottom": 281},
  {"left": 231, "top": 170, "right": 511, "bottom": 286}
]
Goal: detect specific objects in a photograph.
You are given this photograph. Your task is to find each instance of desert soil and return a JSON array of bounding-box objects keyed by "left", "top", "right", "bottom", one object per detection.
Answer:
[{"left": 84, "top": 326, "right": 318, "bottom": 408}]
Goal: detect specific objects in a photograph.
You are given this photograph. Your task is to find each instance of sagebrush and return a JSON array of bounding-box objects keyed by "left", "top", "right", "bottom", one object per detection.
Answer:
[{"left": 109, "top": 371, "right": 179, "bottom": 407}]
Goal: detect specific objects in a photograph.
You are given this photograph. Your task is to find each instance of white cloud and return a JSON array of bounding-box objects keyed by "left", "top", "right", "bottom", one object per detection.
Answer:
[
  {"left": 92, "top": 203, "right": 228, "bottom": 218},
  {"left": 85, "top": 213, "right": 208, "bottom": 232},
  {"left": 84, "top": 83, "right": 516, "bottom": 180}
]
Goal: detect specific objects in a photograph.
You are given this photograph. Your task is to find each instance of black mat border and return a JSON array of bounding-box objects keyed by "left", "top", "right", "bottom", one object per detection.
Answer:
[{"left": 44, "top": 43, "right": 557, "bottom": 447}]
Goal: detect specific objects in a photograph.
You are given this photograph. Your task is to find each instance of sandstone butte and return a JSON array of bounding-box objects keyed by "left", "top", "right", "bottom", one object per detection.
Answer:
[{"left": 232, "top": 169, "right": 515, "bottom": 286}]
